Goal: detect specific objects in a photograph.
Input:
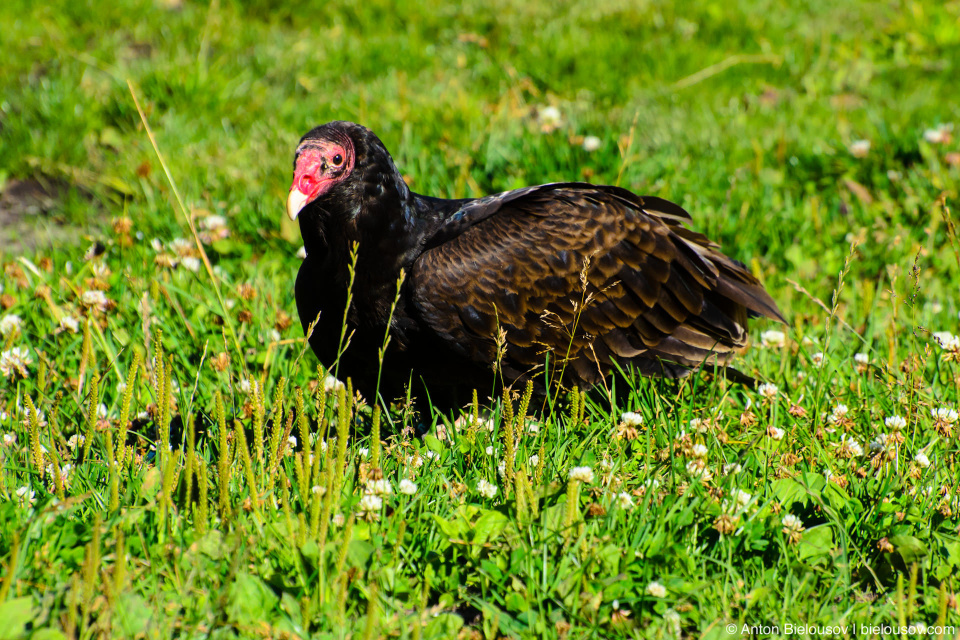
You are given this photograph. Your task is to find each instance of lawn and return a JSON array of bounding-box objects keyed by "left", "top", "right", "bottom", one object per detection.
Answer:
[{"left": 1, "top": 0, "right": 960, "bottom": 637}]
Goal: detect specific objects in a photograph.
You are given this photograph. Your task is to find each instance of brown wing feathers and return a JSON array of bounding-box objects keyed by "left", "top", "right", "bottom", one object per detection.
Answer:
[{"left": 411, "top": 186, "right": 782, "bottom": 389}]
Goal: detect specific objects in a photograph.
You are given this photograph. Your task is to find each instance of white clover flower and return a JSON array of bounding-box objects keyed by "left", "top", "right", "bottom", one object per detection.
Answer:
[
  {"left": 497, "top": 461, "right": 506, "bottom": 478},
  {"left": 854, "top": 353, "right": 869, "bottom": 365},
  {"left": 311, "top": 485, "right": 325, "bottom": 495},
  {"left": 169, "top": 238, "right": 194, "bottom": 256},
  {"left": 296, "top": 246, "right": 308, "bottom": 260},
  {"left": 620, "top": 411, "right": 644, "bottom": 427},
  {"left": 582, "top": 135, "right": 602, "bottom": 152},
  {"left": 836, "top": 434, "right": 864, "bottom": 457},
  {"left": 0, "top": 314, "right": 22, "bottom": 336},
  {"left": 322, "top": 375, "right": 345, "bottom": 394},
  {"left": 80, "top": 290, "right": 109, "bottom": 311},
  {"left": 399, "top": 479, "right": 418, "bottom": 495},
  {"left": 598, "top": 458, "right": 613, "bottom": 472},
  {"left": 238, "top": 378, "right": 253, "bottom": 394},
  {"left": 358, "top": 447, "right": 369, "bottom": 458},
  {"left": 59, "top": 316, "right": 80, "bottom": 333},
  {"left": 768, "top": 426, "right": 785, "bottom": 440},
  {"left": 760, "top": 329, "right": 786, "bottom": 348},
  {"left": 16, "top": 486, "right": 36, "bottom": 507},
  {"left": 758, "top": 383, "right": 778, "bottom": 398},
  {"left": 528, "top": 454, "right": 540, "bottom": 467},
  {"left": 690, "top": 443, "right": 708, "bottom": 458},
  {"left": 869, "top": 434, "right": 889, "bottom": 452},
  {"left": 923, "top": 124, "right": 953, "bottom": 144},
  {"left": 357, "top": 494, "right": 383, "bottom": 513},
  {"left": 914, "top": 452, "right": 931, "bottom": 468},
  {"left": 849, "top": 139, "right": 871, "bottom": 158},
  {"left": 832, "top": 404, "right": 849, "bottom": 417},
  {"left": 537, "top": 106, "right": 563, "bottom": 132},
  {"left": 645, "top": 581, "right": 667, "bottom": 598},
  {"left": 644, "top": 478, "right": 661, "bottom": 491},
  {"left": 885, "top": 415, "right": 907, "bottom": 430},
  {"left": 365, "top": 479, "right": 392, "bottom": 497},
  {"left": 732, "top": 489, "right": 752, "bottom": 509},
  {"left": 569, "top": 466, "right": 595, "bottom": 483},
  {"left": 782, "top": 513, "right": 804, "bottom": 533},
  {"left": 615, "top": 492, "right": 635, "bottom": 510},
  {"left": 723, "top": 462, "right": 742, "bottom": 475},
  {"left": 332, "top": 513, "right": 345, "bottom": 527},
  {"left": 485, "top": 446, "right": 495, "bottom": 456},
  {"left": 933, "top": 332, "right": 960, "bottom": 351},
  {"left": 150, "top": 238, "right": 164, "bottom": 252},
  {"left": 2, "top": 433, "right": 15, "bottom": 447},
  {"left": 932, "top": 408, "right": 959, "bottom": 424},
  {"left": 1, "top": 347, "right": 32, "bottom": 378},
  {"left": 811, "top": 352, "right": 825, "bottom": 368},
  {"left": 685, "top": 460, "right": 712, "bottom": 481},
  {"left": 66, "top": 434, "right": 85, "bottom": 450},
  {"left": 476, "top": 479, "right": 498, "bottom": 498},
  {"left": 425, "top": 450, "right": 439, "bottom": 461},
  {"left": 199, "top": 214, "right": 228, "bottom": 231},
  {"left": 180, "top": 256, "right": 201, "bottom": 273}
]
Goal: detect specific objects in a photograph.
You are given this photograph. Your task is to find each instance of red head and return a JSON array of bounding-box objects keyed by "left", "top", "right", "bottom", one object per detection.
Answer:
[{"left": 286, "top": 132, "right": 356, "bottom": 220}]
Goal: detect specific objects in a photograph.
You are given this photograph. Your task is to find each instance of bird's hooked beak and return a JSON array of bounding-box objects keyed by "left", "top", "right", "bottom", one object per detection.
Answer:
[{"left": 287, "top": 188, "right": 310, "bottom": 221}]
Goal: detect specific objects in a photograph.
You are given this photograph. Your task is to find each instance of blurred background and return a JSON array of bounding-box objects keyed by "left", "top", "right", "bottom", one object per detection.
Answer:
[{"left": 1, "top": 0, "right": 958, "bottom": 318}]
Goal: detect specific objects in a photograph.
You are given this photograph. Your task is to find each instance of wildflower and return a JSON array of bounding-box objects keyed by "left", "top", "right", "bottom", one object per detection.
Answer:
[
  {"left": 767, "top": 425, "right": 785, "bottom": 440},
  {"left": 834, "top": 434, "right": 863, "bottom": 458},
  {"left": 848, "top": 139, "right": 871, "bottom": 158},
  {"left": 582, "top": 135, "right": 602, "bottom": 152},
  {"left": 760, "top": 329, "right": 786, "bottom": 348},
  {"left": 238, "top": 378, "right": 254, "bottom": 394},
  {"left": 476, "top": 479, "right": 498, "bottom": 498},
  {"left": 169, "top": 238, "right": 195, "bottom": 257},
  {"left": 645, "top": 581, "right": 667, "bottom": 598},
  {"left": 311, "top": 485, "right": 325, "bottom": 495},
  {"left": 528, "top": 454, "right": 540, "bottom": 467},
  {"left": 931, "top": 408, "right": 958, "bottom": 424},
  {"left": 723, "top": 462, "right": 742, "bottom": 475},
  {"left": 356, "top": 494, "right": 383, "bottom": 517},
  {"left": 497, "top": 461, "right": 506, "bottom": 478},
  {"left": 2, "top": 433, "right": 15, "bottom": 447},
  {"left": 933, "top": 332, "right": 960, "bottom": 351},
  {"left": 689, "top": 418, "right": 708, "bottom": 433},
  {"left": 782, "top": 513, "right": 805, "bottom": 543},
  {"left": 0, "top": 314, "right": 22, "bottom": 336},
  {"left": 66, "top": 434, "right": 85, "bottom": 450},
  {"left": 485, "top": 445, "right": 495, "bottom": 456},
  {"left": 758, "top": 383, "right": 778, "bottom": 399},
  {"left": 60, "top": 316, "right": 80, "bottom": 333},
  {"left": 869, "top": 434, "right": 888, "bottom": 452},
  {"left": 16, "top": 486, "right": 36, "bottom": 507},
  {"left": 811, "top": 352, "right": 825, "bottom": 368},
  {"left": 620, "top": 411, "right": 644, "bottom": 427},
  {"left": 537, "top": 105, "right": 563, "bottom": 133},
  {"left": 365, "top": 479, "right": 392, "bottom": 497},
  {"left": 358, "top": 447, "right": 369, "bottom": 458},
  {"left": 296, "top": 246, "right": 307, "bottom": 260},
  {"left": 80, "top": 290, "right": 110, "bottom": 311},
  {"left": 322, "top": 375, "right": 345, "bottom": 393},
  {"left": 885, "top": 415, "right": 907, "bottom": 430},
  {"left": 615, "top": 492, "right": 635, "bottom": 510},
  {"left": 914, "top": 451, "right": 931, "bottom": 468},
  {"left": 569, "top": 466, "right": 595, "bottom": 483},
  {"left": 0, "top": 347, "right": 32, "bottom": 378},
  {"left": 690, "top": 443, "right": 708, "bottom": 458},
  {"left": 287, "top": 435, "right": 297, "bottom": 448},
  {"left": 854, "top": 353, "right": 869, "bottom": 365},
  {"left": 425, "top": 450, "right": 439, "bottom": 461},
  {"left": 731, "top": 489, "right": 753, "bottom": 509},
  {"left": 685, "top": 459, "right": 712, "bottom": 481},
  {"left": 332, "top": 513, "right": 345, "bottom": 527},
  {"left": 180, "top": 256, "right": 201, "bottom": 273},
  {"left": 923, "top": 123, "right": 953, "bottom": 145},
  {"left": 399, "top": 479, "right": 418, "bottom": 495}
]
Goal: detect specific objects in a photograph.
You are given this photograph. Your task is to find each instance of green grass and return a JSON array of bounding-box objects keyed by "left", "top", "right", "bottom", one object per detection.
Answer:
[{"left": 1, "top": 0, "right": 960, "bottom": 637}]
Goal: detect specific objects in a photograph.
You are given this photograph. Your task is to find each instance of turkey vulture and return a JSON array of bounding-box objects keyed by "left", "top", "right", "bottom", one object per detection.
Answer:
[{"left": 288, "top": 121, "right": 783, "bottom": 412}]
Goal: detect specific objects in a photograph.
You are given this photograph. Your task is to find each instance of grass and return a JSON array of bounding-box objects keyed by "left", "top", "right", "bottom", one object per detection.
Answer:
[{"left": 1, "top": 0, "right": 960, "bottom": 637}]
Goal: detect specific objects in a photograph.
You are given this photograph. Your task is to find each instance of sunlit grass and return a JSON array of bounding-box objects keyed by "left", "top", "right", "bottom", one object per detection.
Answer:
[{"left": 1, "top": 0, "right": 960, "bottom": 637}]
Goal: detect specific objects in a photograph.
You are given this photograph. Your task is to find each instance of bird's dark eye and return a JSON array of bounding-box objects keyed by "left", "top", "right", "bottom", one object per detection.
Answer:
[{"left": 332, "top": 154, "right": 343, "bottom": 166}]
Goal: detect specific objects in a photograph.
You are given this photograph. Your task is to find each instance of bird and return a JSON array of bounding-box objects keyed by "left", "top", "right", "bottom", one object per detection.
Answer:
[{"left": 287, "top": 121, "right": 784, "bottom": 414}]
